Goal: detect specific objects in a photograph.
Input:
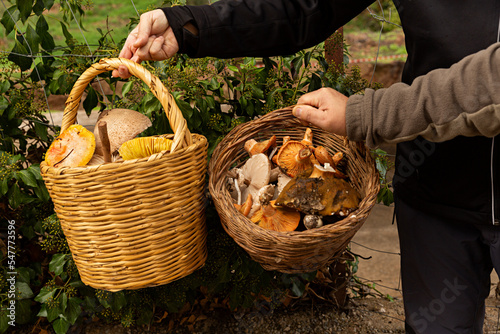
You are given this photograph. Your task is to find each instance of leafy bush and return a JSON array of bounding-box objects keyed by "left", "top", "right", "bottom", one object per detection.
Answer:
[{"left": 0, "top": 0, "right": 390, "bottom": 333}]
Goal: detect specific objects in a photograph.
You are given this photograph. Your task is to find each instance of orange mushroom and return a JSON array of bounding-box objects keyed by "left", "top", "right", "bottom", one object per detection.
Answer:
[
  {"left": 45, "top": 124, "right": 95, "bottom": 168},
  {"left": 314, "top": 146, "right": 335, "bottom": 166},
  {"left": 301, "top": 128, "right": 314, "bottom": 147},
  {"left": 250, "top": 200, "right": 300, "bottom": 232},
  {"left": 244, "top": 135, "right": 277, "bottom": 157},
  {"left": 234, "top": 193, "right": 253, "bottom": 217},
  {"left": 275, "top": 141, "right": 314, "bottom": 177}
]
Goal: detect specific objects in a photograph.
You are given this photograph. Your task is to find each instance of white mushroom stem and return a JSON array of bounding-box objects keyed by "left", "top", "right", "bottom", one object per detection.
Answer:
[
  {"left": 234, "top": 178, "right": 242, "bottom": 205},
  {"left": 269, "top": 145, "right": 279, "bottom": 162}
]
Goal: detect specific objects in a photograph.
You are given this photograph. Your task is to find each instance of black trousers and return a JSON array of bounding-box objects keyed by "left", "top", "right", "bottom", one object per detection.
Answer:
[{"left": 396, "top": 198, "right": 500, "bottom": 333}]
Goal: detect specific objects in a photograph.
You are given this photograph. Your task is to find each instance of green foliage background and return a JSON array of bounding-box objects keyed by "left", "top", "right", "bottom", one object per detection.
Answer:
[{"left": 0, "top": 0, "right": 393, "bottom": 333}]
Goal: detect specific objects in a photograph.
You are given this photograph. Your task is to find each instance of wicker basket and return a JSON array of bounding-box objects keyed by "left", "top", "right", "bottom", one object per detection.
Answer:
[
  {"left": 41, "top": 58, "right": 208, "bottom": 291},
  {"left": 208, "top": 107, "right": 379, "bottom": 273}
]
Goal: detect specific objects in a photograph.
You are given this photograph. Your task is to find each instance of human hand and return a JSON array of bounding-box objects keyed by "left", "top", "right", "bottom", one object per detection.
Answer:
[
  {"left": 112, "top": 9, "right": 179, "bottom": 79},
  {"left": 292, "top": 87, "right": 348, "bottom": 136}
]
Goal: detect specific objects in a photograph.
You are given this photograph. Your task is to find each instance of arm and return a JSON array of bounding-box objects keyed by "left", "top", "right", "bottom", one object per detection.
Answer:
[
  {"left": 294, "top": 42, "right": 500, "bottom": 148},
  {"left": 162, "top": 0, "right": 374, "bottom": 58}
]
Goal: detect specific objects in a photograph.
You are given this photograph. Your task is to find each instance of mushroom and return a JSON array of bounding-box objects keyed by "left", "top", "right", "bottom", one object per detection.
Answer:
[
  {"left": 118, "top": 137, "right": 173, "bottom": 160},
  {"left": 270, "top": 167, "right": 280, "bottom": 183},
  {"left": 303, "top": 214, "right": 323, "bottom": 230},
  {"left": 234, "top": 193, "right": 253, "bottom": 217},
  {"left": 275, "top": 141, "right": 314, "bottom": 178},
  {"left": 332, "top": 151, "right": 344, "bottom": 166},
  {"left": 230, "top": 153, "right": 272, "bottom": 212},
  {"left": 314, "top": 146, "right": 335, "bottom": 166},
  {"left": 275, "top": 165, "right": 361, "bottom": 216},
  {"left": 250, "top": 200, "right": 301, "bottom": 232},
  {"left": 87, "top": 152, "right": 123, "bottom": 165},
  {"left": 301, "top": 128, "right": 314, "bottom": 147},
  {"left": 93, "top": 109, "right": 152, "bottom": 156},
  {"left": 45, "top": 124, "right": 96, "bottom": 167},
  {"left": 277, "top": 170, "right": 293, "bottom": 194},
  {"left": 244, "top": 135, "right": 277, "bottom": 157}
]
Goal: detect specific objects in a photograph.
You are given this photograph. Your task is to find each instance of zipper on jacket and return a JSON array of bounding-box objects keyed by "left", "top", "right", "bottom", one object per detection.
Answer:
[
  {"left": 491, "top": 138, "right": 499, "bottom": 225},
  {"left": 492, "top": 14, "right": 500, "bottom": 226}
]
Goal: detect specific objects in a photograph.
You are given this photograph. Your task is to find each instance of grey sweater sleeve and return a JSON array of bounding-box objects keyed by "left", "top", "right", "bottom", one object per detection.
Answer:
[{"left": 346, "top": 42, "right": 500, "bottom": 148}]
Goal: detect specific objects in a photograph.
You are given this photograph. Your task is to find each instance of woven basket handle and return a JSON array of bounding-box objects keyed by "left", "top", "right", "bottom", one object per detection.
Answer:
[{"left": 60, "top": 57, "right": 192, "bottom": 152}]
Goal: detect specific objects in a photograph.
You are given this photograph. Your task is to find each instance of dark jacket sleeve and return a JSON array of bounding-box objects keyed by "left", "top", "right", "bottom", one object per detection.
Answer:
[
  {"left": 346, "top": 42, "right": 500, "bottom": 148},
  {"left": 162, "top": 0, "right": 374, "bottom": 58}
]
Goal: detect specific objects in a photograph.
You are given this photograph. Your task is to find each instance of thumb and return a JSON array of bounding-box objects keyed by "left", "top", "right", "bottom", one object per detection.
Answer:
[{"left": 292, "top": 104, "right": 318, "bottom": 124}]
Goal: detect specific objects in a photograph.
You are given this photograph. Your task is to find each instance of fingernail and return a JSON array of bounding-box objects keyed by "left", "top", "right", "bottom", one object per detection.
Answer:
[{"left": 293, "top": 107, "right": 301, "bottom": 118}]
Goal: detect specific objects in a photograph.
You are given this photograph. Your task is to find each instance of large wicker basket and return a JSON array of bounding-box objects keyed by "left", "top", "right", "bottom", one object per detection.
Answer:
[
  {"left": 208, "top": 107, "right": 379, "bottom": 273},
  {"left": 41, "top": 58, "right": 208, "bottom": 291}
]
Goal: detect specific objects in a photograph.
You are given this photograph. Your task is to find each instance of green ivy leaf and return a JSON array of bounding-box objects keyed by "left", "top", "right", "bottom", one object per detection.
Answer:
[
  {"left": 35, "top": 286, "right": 56, "bottom": 303},
  {"left": 110, "top": 291, "right": 126, "bottom": 313},
  {"left": 0, "top": 81, "right": 11, "bottom": 94},
  {"left": 28, "top": 165, "right": 42, "bottom": 180},
  {"left": 15, "top": 299, "right": 32, "bottom": 324},
  {"left": 0, "top": 6, "right": 19, "bottom": 35},
  {"left": 8, "top": 40, "right": 33, "bottom": 72},
  {"left": 16, "top": 267, "right": 34, "bottom": 284},
  {"left": 26, "top": 24, "right": 40, "bottom": 55},
  {"left": 0, "top": 96, "right": 8, "bottom": 115},
  {"left": 64, "top": 297, "right": 82, "bottom": 325},
  {"left": 17, "top": 169, "right": 38, "bottom": 188},
  {"left": 37, "top": 304, "right": 48, "bottom": 317},
  {"left": 121, "top": 81, "right": 133, "bottom": 97},
  {"left": 82, "top": 86, "right": 98, "bottom": 117},
  {"left": 0, "top": 311, "right": 9, "bottom": 333},
  {"left": 16, "top": 282, "right": 34, "bottom": 300},
  {"left": 33, "top": 181, "right": 50, "bottom": 202},
  {"left": 59, "top": 22, "right": 74, "bottom": 45},
  {"left": 52, "top": 318, "right": 70, "bottom": 334},
  {"left": 308, "top": 73, "right": 322, "bottom": 92},
  {"left": 33, "top": 0, "right": 45, "bottom": 15},
  {"left": 289, "top": 276, "right": 306, "bottom": 297},
  {"left": 7, "top": 183, "right": 22, "bottom": 209},
  {"left": 47, "top": 302, "right": 61, "bottom": 322},
  {"left": 43, "top": 0, "right": 54, "bottom": 10},
  {"left": 16, "top": 0, "right": 32, "bottom": 23},
  {"left": 0, "top": 178, "right": 9, "bottom": 196},
  {"left": 49, "top": 253, "right": 68, "bottom": 276}
]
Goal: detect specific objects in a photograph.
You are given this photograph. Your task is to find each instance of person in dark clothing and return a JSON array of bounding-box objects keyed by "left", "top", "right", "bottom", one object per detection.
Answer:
[{"left": 113, "top": 2, "right": 500, "bottom": 333}]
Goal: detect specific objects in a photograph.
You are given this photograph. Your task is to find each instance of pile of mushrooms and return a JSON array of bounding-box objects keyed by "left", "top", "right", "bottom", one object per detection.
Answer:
[{"left": 227, "top": 128, "right": 361, "bottom": 232}]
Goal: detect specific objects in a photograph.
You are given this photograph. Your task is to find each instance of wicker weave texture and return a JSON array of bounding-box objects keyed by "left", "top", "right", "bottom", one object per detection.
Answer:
[
  {"left": 208, "top": 107, "right": 379, "bottom": 273},
  {"left": 41, "top": 58, "right": 208, "bottom": 291}
]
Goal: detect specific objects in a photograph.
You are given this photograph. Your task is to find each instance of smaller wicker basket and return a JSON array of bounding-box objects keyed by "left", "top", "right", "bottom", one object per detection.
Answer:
[
  {"left": 41, "top": 58, "right": 208, "bottom": 291},
  {"left": 208, "top": 107, "right": 379, "bottom": 273}
]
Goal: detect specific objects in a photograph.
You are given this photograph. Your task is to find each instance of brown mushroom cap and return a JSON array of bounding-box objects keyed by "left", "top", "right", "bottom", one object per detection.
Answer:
[
  {"left": 93, "top": 109, "right": 152, "bottom": 155},
  {"left": 314, "top": 146, "right": 335, "bottom": 166},
  {"left": 275, "top": 171, "right": 361, "bottom": 216}
]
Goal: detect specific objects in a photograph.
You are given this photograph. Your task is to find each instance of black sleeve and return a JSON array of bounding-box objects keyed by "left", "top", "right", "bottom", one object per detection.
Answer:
[{"left": 162, "top": 0, "right": 374, "bottom": 58}]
